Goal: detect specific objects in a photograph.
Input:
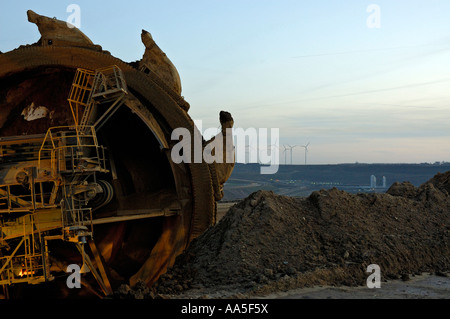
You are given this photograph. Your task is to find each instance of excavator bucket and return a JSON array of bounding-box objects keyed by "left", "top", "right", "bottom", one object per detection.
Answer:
[{"left": 0, "top": 10, "right": 235, "bottom": 298}]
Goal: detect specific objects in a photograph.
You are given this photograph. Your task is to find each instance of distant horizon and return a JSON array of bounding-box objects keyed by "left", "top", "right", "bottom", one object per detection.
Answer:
[{"left": 235, "top": 161, "right": 450, "bottom": 166}]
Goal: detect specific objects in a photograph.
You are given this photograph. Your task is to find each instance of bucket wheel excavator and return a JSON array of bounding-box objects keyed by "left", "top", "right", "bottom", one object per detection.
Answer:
[{"left": 0, "top": 10, "right": 235, "bottom": 298}]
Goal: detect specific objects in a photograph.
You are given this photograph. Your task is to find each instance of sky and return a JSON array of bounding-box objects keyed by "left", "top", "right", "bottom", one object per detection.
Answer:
[{"left": 1, "top": 0, "right": 449, "bottom": 164}]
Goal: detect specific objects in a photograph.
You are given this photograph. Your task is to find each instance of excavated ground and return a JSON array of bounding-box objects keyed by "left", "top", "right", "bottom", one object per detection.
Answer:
[{"left": 114, "top": 171, "right": 450, "bottom": 299}]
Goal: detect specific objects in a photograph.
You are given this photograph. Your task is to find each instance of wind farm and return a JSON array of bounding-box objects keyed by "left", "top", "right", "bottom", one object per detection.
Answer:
[
  {"left": 240, "top": 141, "right": 311, "bottom": 165},
  {"left": 269, "top": 142, "right": 310, "bottom": 165}
]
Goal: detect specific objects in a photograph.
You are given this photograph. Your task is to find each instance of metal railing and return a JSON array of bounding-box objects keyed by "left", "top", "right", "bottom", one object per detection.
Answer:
[
  {"left": 68, "top": 68, "right": 96, "bottom": 126},
  {"left": 38, "top": 125, "right": 108, "bottom": 177},
  {"left": 0, "top": 216, "right": 47, "bottom": 285}
]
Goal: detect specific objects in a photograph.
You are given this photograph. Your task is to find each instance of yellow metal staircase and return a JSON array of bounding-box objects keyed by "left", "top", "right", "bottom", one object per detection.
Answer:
[{"left": 68, "top": 66, "right": 128, "bottom": 131}]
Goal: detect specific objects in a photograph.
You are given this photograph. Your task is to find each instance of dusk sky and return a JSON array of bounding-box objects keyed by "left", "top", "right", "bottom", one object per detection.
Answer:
[{"left": 1, "top": 1, "right": 449, "bottom": 164}]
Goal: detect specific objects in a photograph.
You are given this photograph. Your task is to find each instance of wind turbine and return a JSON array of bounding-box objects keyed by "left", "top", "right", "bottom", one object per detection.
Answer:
[
  {"left": 245, "top": 144, "right": 257, "bottom": 163},
  {"left": 282, "top": 145, "right": 288, "bottom": 165},
  {"left": 241, "top": 136, "right": 259, "bottom": 164},
  {"left": 301, "top": 142, "right": 310, "bottom": 165},
  {"left": 286, "top": 144, "right": 299, "bottom": 165},
  {"left": 259, "top": 139, "right": 279, "bottom": 165},
  {"left": 258, "top": 146, "right": 269, "bottom": 165},
  {"left": 269, "top": 137, "right": 280, "bottom": 165},
  {"left": 270, "top": 142, "right": 280, "bottom": 165}
]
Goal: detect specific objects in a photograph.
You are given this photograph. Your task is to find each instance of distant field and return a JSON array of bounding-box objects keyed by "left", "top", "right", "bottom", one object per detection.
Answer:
[{"left": 222, "top": 163, "right": 450, "bottom": 201}]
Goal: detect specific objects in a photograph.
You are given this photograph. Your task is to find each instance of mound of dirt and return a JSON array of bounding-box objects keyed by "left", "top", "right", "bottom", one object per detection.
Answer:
[{"left": 128, "top": 171, "right": 450, "bottom": 298}]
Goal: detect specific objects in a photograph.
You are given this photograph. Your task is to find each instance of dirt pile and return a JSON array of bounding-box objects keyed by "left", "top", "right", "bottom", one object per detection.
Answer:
[{"left": 144, "top": 172, "right": 450, "bottom": 298}]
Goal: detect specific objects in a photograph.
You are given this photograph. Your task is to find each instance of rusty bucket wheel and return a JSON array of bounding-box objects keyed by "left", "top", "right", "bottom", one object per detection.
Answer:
[{"left": 0, "top": 45, "right": 216, "bottom": 291}]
